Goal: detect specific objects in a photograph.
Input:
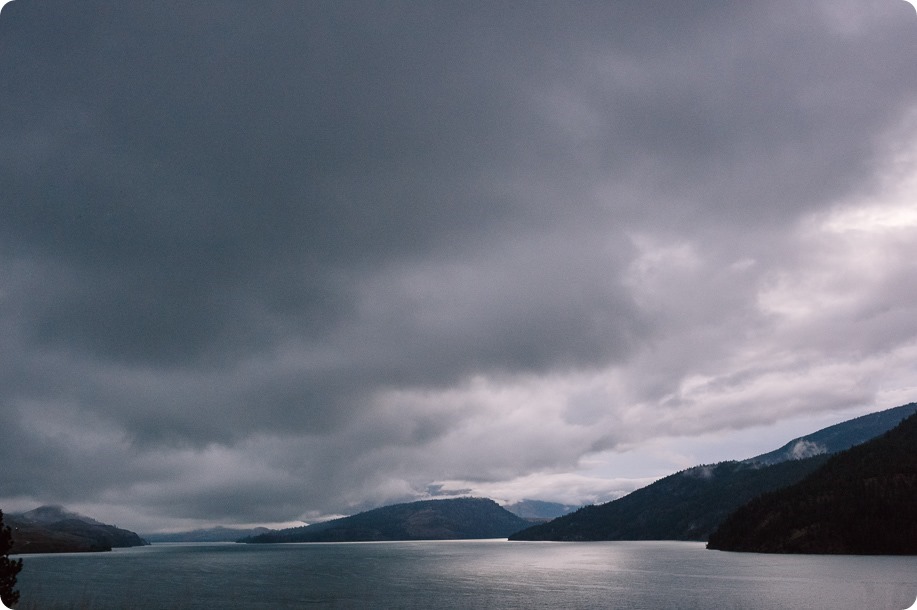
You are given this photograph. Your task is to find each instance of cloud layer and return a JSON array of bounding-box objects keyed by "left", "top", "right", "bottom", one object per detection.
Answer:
[{"left": 1, "top": 0, "right": 916, "bottom": 530}]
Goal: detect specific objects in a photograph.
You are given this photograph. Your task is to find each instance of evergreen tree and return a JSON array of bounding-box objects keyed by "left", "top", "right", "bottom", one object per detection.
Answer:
[{"left": 0, "top": 510, "right": 22, "bottom": 607}]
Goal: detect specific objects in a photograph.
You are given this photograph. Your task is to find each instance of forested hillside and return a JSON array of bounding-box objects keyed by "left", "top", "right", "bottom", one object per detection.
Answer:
[
  {"left": 243, "top": 498, "right": 530, "bottom": 543},
  {"left": 7, "top": 506, "right": 148, "bottom": 554},
  {"left": 511, "top": 403, "right": 916, "bottom": 542},
  {"left": 746, "top": 402, "right": 917, "bottom": 465},
  {"left": 510, "top": 456, "right": 828, "bottom": 541},
  {"left": 707, "top": 413, "right": 917, "bottom": 554}
]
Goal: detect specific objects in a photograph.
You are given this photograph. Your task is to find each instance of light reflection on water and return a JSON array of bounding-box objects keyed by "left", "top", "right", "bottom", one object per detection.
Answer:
[{"left": 15, "top": 540, "right": 917, "bottom": 609}]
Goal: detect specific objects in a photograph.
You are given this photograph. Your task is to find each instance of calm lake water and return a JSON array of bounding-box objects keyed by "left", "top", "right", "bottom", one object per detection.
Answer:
[{"left": 13, "top": 540, "right": 917, "bottom": 609}]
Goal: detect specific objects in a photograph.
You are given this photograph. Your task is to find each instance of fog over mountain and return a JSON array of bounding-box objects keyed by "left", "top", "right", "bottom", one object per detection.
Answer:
[{"left": 1, "top": 1, "right": 916, "bottom": 532}]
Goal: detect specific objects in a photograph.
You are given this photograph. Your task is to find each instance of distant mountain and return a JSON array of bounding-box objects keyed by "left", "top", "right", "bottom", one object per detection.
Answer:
[
  {"left": 145, "top": 526, "right": 271, "bottom": 543},
  {"left": 707, "top": 412, "right": 917, "bottom": 554},
  {"left": 503, "top": 499, "right": 579, "bottom": 521},
  {"left": 511, "top": 403, "right": 917, "bottom": 542},
  {"left": 745, "top": 402, "right": 917, "bottom": 465},
  {"left": 242, "top": 498, "right": 530, "bottom": 543},
  {"left": 8, "top": 506, "right": 148, "bottom": 554}
]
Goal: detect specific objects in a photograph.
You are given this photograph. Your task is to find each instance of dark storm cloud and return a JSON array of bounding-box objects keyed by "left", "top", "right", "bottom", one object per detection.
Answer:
[{"left": 1, "top": 1, "right": 916, "bottom": 528}]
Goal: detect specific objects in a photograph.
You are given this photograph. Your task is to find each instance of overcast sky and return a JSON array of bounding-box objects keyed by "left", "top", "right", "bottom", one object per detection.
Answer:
[{"left": 1, "top": 0, "right": 916, "bottom": 532}]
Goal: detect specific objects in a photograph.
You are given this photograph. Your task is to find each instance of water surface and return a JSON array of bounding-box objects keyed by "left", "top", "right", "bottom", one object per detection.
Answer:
[{"left": 15, "top": 540, "right": 917, "bottom": 609}]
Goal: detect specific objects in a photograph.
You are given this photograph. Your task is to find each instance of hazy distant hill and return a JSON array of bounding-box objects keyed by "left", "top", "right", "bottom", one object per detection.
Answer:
[
  {"left": 503, "top": 499, "right": 579, "bottom": 521},
  {"left": 745, "top": 402, "right": 917, "bottom": 465},
  {"left": 242, "top": 498, "right": 530, "bottom": 543},
  {"left": 511, "top": 403, "right": 916, "bottom": 542},
  {"left": 145, "top": 526, "right": 271, "bottom": 543},
  {"left": 708, "top": 412, "right": 917, "bottom": 554},
  {"left": 8, "top": 505, "right": 148, "bottom": 554}
]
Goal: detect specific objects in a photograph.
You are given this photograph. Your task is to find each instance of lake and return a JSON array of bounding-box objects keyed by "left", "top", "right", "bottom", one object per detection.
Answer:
[{"left": 13, "top": 540, "right": 917, "bottom": 609}]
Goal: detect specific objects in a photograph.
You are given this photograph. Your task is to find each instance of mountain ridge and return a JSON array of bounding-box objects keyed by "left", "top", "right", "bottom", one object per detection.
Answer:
[
  {"left": 745, "top": 402, "right": 917, "bottom": 465},
  {"left": 510, "top": 456, "right": 830, "bottom": 541},
  {"left": 144, "top": 526, "right": 272, "bottom": 543},
  {"left": 511, "top": 402, "right": 916, "bottom": 542},
  {"left": 242, "top": 497, "right": 531, "bottom": 543},
  {"left": 7, "top": 506, "right": 148, "bottom": 554},
  {"left": 707, "top": 411, "right": 917, "bottom": 554}
]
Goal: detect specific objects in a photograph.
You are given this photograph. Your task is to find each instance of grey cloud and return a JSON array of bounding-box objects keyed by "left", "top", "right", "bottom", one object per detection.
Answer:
[
  {"left": 1, "top": 0, "right": 916, "bottom": 528},
  {"left": 4, "top": 1, "right": 914, "bottom": 368}
]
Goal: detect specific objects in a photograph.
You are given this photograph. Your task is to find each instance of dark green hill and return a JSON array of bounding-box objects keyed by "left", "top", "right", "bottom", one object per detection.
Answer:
[
  {"left": 8, "top": 506, "right": 148, "bottom": 554},
  {"left": 511, "top": 403, "right": 917, "bottom": 542},
  {"left": 707, "top": 412, "right": 917, "bottom": 554},
  {"left": 510, "top": 456, "right": 828, "bottom": 541},
  {"left": 242, "top": 498, "right": 530, "bottom": 543},
  {"left": 745, "top": 402, "right": 917, "bottom": 465}
]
